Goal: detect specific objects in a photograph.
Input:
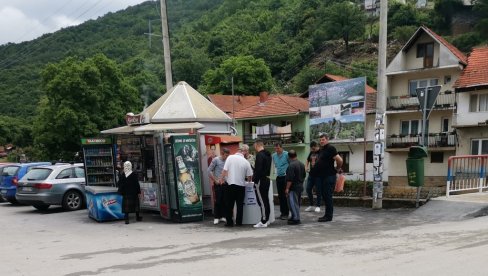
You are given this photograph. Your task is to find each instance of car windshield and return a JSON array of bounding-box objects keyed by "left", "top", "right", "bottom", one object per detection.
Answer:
[
  {"left": 23, "top": 168, "right": 53, "bottom": 181},
  {"left": 2, "top": 166, "right": 19, "bottom": 176}
]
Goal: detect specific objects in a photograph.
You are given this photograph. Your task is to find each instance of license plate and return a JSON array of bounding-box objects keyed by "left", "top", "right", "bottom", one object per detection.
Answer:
[{"left": 22, "top": 187, "right": 32, "bottom": 192}]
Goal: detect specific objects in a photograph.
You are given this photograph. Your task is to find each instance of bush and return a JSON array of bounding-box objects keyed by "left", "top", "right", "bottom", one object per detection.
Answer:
[
  {"left": 393, "top": 25, "right": 418, "bottom": 44},
  {"left": 451, "top": 32, "right": 484, "bottom": 52}
]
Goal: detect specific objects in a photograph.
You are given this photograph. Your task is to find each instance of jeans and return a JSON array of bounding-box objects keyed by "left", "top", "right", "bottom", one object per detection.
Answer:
[
  {"left": 288, "top": 190, "right": 301, "bottom": 221},
  {"left": 320, "top": 175, "right": 337, "bottom": 220},
  {"left": 276, "top": 176, "right": 289, "bottom": 217},
  {"left": 306, "top": 176, "right": 322, "bottom": 207}
]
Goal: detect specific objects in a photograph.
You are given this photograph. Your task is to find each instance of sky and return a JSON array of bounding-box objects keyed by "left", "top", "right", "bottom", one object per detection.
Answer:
[{"left": 0, "top": 0, "right": 149, "bottom": 45}]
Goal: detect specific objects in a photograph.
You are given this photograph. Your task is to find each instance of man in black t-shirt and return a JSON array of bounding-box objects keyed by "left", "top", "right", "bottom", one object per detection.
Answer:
[
  {"left": 305, "top": 141, "right": 322, "bottom": 213},
  {"left": 316, "top": 133, "right": 343, "bottom": 222}
]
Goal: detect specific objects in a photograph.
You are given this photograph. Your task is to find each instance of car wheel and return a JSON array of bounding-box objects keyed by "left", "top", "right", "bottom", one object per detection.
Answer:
[
  {"left": 33, "top": 204, "right": 50, "bottom": 211},
  {"left": 62, "top": 190, "right": 83, "bottom": 211}
]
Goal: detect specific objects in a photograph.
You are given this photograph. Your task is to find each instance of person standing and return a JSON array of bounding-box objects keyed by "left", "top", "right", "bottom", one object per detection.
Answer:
[
  {"left": 272, "top": 143, "right": 289, "bottom": 220},
  {"left": 240, "top": 144, "right": 255, "bottom": 169},
  {"left": 285, "top": 150, "right": 305, "bottom": 225},
  {"left": 208, "top": 148, "right": 230, "bottom": 225},
  {"left": 305, "top": 141, "right": 322, "bottom": 213},
  {"left": 252, "top": 140, "right": 272, "bottom": 228},
  {"left": 117, "top": 161, "right": 142, "bottom": 224},
  {"left": 316, "top": 133, "right": 343, "bottom": 222},
  {"left": 220, "top": 150, "right": 253, "bottom": 227}
]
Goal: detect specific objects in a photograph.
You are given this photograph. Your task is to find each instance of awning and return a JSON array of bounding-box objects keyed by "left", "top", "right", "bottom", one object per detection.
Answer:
[
  {"left": 133, "top": 122, "right": 205, "bottom": 133},
  {"left": 100, "top": 125, "right": 136, "bottom": 135}
]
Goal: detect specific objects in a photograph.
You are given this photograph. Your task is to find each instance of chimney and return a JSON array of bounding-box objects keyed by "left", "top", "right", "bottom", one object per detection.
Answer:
[{"left": 259, "top": 91, "right": 269, "bottom": 105}]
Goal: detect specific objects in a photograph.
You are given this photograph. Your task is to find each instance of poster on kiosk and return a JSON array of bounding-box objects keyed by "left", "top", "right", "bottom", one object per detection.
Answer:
[{"left": 164, "top": 135, "right": 203, "bottom": 222}]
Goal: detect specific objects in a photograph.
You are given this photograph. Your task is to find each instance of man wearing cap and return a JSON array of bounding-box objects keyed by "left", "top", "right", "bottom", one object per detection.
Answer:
[{"left": 316, "top": 133, "right": 343, "bottom": 222}]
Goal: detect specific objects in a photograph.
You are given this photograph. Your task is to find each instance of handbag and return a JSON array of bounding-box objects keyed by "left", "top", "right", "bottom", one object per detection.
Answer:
[{"left": 335, "top": 173, "right": 345, "bottom": 193}]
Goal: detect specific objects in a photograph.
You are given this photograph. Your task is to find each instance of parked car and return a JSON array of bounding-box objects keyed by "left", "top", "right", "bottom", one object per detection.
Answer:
[
  {"left": 0, "top": 163, "right": 15, "bottom": 202},
  {"left": 0, "top": 162, "right": 51, "bottom": 204},
  {"left": 16, "top": 163, "right": 86, "bottom": 211}
]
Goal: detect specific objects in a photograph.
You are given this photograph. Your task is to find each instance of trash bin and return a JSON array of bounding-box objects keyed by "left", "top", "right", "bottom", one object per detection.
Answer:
[{"left": 406, "top": 146, "right": 428, "bottom": 187}]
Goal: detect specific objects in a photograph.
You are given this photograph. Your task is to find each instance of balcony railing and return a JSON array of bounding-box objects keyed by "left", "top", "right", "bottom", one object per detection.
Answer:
[
  {"left": 388, "top": 91, "right": 455, "bottom": 111},
  {"left": 386, "top": 132, "right": 456, "bottom": 149},
  {"left": 243, "top": 132, "right": 305, "bottom": 146}
]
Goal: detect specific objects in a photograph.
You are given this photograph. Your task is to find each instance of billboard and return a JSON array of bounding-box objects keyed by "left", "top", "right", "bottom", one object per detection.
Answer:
[{"left": 309, "top": 77, "right": 366, "bottom": 141}]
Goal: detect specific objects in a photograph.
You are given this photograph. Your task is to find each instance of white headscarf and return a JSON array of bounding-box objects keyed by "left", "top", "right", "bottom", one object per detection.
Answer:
[{"left": 123, "top": 161, "right": 132, "bottom": 177}]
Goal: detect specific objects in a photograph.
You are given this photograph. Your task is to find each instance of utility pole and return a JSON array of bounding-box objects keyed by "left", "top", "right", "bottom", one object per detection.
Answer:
[
  {"left": 160, "top": 0, "right": 173, "bottom": 90},
  {"left": 373, "top": 0, "right": 387, "bottom": 210}
]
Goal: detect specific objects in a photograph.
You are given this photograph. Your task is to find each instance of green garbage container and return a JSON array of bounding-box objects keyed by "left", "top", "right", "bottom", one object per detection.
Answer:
[{"left": 406, "top": 146, "right": 428, "bottom": 187}]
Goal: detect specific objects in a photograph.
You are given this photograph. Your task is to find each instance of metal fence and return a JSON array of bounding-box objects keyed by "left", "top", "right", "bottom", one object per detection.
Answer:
[{"left": 446, "top": 155, "right": 488, "bottom": 196}]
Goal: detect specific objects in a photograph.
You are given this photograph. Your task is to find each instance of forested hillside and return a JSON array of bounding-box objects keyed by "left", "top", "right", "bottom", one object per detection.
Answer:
[{"left": 1, "top": 0, "right": 487, "bottom": 156}]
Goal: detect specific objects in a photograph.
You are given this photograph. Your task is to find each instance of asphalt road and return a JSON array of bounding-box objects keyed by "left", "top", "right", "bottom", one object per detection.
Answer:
[{"left": 1, "top": 196, "right": 488, "bottom": 276}]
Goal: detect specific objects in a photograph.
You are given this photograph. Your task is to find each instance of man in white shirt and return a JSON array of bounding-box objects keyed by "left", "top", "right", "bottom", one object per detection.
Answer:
[{"left": 219, "top": 150, "right": 253, "bottom": 227}]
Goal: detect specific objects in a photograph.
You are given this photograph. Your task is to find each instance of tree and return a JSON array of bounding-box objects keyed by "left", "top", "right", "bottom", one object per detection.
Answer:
[
  {"left": 200, "top": 55, "right": 274, "bottom": 95},
  {"left": 33, "top": 54, "right": 142, "bottom": 160},
  {"left": 433, "top": 0, "right": 464, "bottom": 34},
  {"left": 324, "top": 2, "right": 366, "bottom": 51},
  {"left": 475, "top": 0, "right": 488, "bottom": 40}
]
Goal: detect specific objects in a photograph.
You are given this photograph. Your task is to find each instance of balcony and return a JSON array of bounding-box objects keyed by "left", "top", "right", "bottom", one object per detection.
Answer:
[
  {"left": 386, "top": 132, "right": 456, "bottom": 150},
  {"left": 387, "top": 91, "right": 455, "bottom": 111},
  {"left": 243, "top": 131, "right": 305, "bottom": 146}
]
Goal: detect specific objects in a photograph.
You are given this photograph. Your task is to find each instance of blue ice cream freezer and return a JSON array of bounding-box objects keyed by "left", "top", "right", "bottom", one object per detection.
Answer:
[{"left": 85, "top": 186, "right": 125, "bottom": 221}]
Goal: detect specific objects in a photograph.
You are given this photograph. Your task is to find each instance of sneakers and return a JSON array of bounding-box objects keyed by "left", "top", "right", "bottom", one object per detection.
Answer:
[
  {"left": 279, "top": 215, "right": 289, "bottom": 220},
  {"left": 305, "top": 206, "right": 314, "bottom": 212},
  {"left": 314, "top": 207, "right": 321, "bottom": 213},
  {"left": 213, "top": 218, "right": 219, "bottom": 225},
  {"left": 219, "top": 218, "right": 227, "bottom": 223},
  {"left": 253, "top": 221, "right": 268, "bottom": 228}
]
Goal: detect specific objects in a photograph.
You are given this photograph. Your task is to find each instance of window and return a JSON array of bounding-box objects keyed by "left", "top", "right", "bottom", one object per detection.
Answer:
[
  {"left": 338, "top": 152, "right": 349, "bottom": 173},
  {"left": 409, "top": 78, "right": 438, "bottom": 96},
  {"left": 430, "top": 152, "right": 444, "bottom": 163},
  {"left": 401, "top": 120, "right": 429, "bottom": 136},
  {"left": 56, "top": 169, "right": 72, "bottom": 179},
  {"left": 417, "top": 43, "right": 434, "bottom": 67},
  {"left": 74, "top": 167, "right": 85, "bottom": 178},
  {"left": 366, "top": 151, "right": 373, "bottom": 163},
  {"left": 469, "top": 94, "right": 488, "bottom": 112},
  {"left": 471, "top": 139, "right": 488, "bottom": 155},
  {"left": 441, "top": 117, "right": 449, "bottom": 133}
]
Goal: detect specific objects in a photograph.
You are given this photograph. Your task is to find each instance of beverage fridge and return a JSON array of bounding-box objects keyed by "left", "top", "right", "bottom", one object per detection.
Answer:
[
  {"left": 162, "top": 135, "right": 203, "bottom": 222},
  {"left": 81, "top": 137, "right": 124, "bottom": 222}
]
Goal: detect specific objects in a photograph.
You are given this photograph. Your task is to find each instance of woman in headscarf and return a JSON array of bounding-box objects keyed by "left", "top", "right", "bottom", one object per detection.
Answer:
[{"left": 117, "top": 161, "right": 142, "bottom": 224}]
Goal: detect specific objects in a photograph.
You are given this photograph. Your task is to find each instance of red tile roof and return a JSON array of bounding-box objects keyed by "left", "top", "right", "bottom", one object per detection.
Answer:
[
  {"left": 206, "top": 95, "right": 259, "bottom": 113},
  {"left": 454, "top": 46, "right": 488, "bottom": 90},
  {"left": 209, "top": 95, "right": 309, "bottom": 119},
  {"left": 410, "top": 26, "right": 468, "bottom": 65}
]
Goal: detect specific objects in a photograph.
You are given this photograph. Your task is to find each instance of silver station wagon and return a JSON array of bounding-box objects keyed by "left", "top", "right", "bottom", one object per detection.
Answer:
[{"left": 16, "top": 163, "right": 86, "bottom": 211}]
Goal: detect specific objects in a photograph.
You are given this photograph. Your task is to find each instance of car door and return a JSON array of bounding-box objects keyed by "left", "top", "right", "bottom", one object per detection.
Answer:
[{"left": 73, "top": 167, "right": 86, "bottom": 191}]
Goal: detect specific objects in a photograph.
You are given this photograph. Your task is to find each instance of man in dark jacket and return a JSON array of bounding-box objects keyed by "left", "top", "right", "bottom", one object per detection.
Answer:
[
  {"left": 285, "top": 150, "right": 305, "bottom": 225},
  {"left": 252, "top": 139, "right": 272, "bottom": 228}
]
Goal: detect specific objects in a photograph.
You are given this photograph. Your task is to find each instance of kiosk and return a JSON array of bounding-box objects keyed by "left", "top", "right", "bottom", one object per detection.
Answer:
[{"left": 101, "top": 82, "right": 233, "bottom": 222}]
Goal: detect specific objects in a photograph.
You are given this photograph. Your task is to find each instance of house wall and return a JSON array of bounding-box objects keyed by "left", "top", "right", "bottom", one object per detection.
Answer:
[
  {"left": 387, "top": 110, "right": 454, "bottom": 135},
  {"left": 387, "top": 67, "right": 460, "bottom": 98},
  {"left": 405, "top": 34, "right": 441, "bottom": 70},
  {"left": 454, "top": 89, "right": 488, "bottom": 127},
  {"left": 387, "top": 151, "right": 456, "bottom": 179},
  {"left": 455, "top": 127, "right": 488, "bottom": 155},
  {"left": 335, "top": 143, "right": 374, "bottom": 181}
]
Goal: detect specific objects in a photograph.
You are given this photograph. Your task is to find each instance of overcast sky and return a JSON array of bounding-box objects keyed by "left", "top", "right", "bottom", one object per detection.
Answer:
[{"left": 0, "top": 0, "right": 149, "bottom": 45}]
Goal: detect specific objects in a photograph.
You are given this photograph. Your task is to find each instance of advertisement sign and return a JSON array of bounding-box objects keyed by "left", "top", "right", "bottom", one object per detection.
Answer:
[
  {"left": 171, "top": 135, "right": 203, "bottom": 221},
  {"left": 309, "top": 77, "right": 366, "bottom": 141},
  {"left": 85, "top": 189, "right": 124, "bottom": 221}
]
